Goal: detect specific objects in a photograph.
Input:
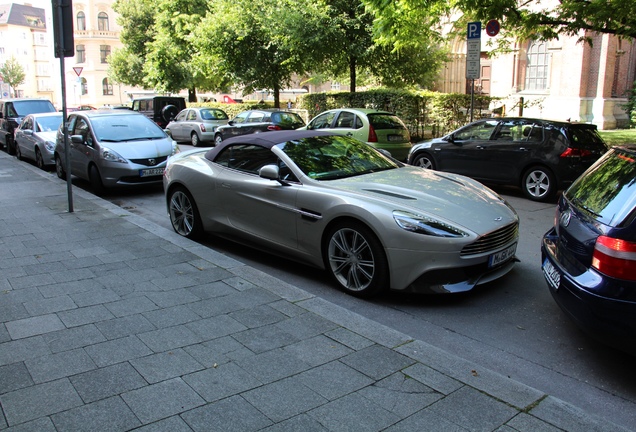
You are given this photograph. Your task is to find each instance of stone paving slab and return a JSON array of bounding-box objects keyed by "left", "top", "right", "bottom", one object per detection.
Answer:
[{"left": 0, "top": 152, "right": 631, "bottom": 431}]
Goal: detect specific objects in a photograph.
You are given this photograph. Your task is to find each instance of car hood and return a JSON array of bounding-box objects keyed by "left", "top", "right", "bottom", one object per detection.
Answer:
[
  {"left": 36, "top": 131, "right": 57, "bottom": 142},
  {"left": 102, "top": 138, "right": 175, "bottom": 158},
  {"left": 328, "top": 166, "right": 518, "bottom": 233}
]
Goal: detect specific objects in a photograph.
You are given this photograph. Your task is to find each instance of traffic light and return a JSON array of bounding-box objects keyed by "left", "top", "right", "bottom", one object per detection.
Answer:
[{"left": 52, "top": 0, "right": 74, "bottom": 58}]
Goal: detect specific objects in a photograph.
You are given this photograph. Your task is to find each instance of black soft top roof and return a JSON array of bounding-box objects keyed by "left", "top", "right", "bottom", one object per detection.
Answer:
[{"left": 204, "top": 130, "right": 337, "bottom": 161}]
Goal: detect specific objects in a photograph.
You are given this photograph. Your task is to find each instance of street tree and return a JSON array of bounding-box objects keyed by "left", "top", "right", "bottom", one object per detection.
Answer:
[
  {"left": 364, "top": 0, "right": 636, "bottom": 48},
  {"left": 0, "top": 57, "right": 26, "bottom": 98}
]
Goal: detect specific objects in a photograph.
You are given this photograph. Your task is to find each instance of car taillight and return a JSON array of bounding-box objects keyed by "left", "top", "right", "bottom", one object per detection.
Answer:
[
  {"left": 267, "top": 125, "right": 282, "bottom": 131},
  {"left": 561, "top": 148, "right": 592, "bottom": 158},
  {"left": 368, "top": 125, "right": 378, "bottom": 142},
  {"left": 200, "top": 124, "right": 207, "bottom": 132},
  {"left": 592, "top": 235, "right": 636, "bottom": 281}
]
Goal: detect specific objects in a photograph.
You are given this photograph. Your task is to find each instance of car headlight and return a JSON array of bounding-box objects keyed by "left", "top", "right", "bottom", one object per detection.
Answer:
[
  {"left": 393, "top": 210, "right": 469, "bottom": 238},
  {"left": 44, "top": 141, "right": 55, "bottom": 151},
  {"left": 100, "top": 147, "right": 127, "bottom": 163},
  {"left": 171, "top": 142, "right": 180, "bottom": 156}
]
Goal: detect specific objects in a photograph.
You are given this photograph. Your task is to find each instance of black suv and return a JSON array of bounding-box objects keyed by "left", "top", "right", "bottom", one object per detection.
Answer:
[
  {"left": 541, "top": 146, "right": 636, "bottom": 355},
  {"left": 407, "top": 118, "right": 608, "bottom": 201},
  {"left": 213, "top": 109, "right": 305, "bottom": 145},
  {"left": 0, "top": 98, "right": 56, "bottom": 155},
  {"left": 131, "top": 96, "right": 186, "bottom": 128}
]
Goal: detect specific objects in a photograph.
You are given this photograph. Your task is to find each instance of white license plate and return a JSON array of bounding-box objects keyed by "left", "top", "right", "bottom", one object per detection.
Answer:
[
  {"left": 140, "top": 168, "right": 164, "bottom": 177},
  {"left": 542, "top": 259, "right": 561, "bottom": 290},
  {"left": 488, "top": 243, "right": 517, "bottom": 268},
  {"left": 387, "top": 135, "right": 404, "bottom": 142}
]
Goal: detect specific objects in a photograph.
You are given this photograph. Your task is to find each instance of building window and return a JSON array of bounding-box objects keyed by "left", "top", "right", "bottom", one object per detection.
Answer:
[
  {"left": 331, "top": 82, "right": 341, "bottom": 91},
  {"left": 102, "top": 78, "right": 113, "bottom": 95},
  {"left": 525, "top": 41, "right": 549, "bottom": 91},
  {"left": 80, "top": 77, "right": 88, "bottom": 95},
  {"left": 76, "top": 12, "right": 85, "bottom": 31},
  {"left": 100, "top": 45, "right": 111, "bottom": 63},
  {"left": 98, "top": 12, "right": 109, "bottom": 31},
  {"left": 76, "top": 45, "right": 85, "bottom": 63}
]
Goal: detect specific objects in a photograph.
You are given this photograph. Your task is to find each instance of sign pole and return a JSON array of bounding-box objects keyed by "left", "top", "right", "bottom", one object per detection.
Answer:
[{"left": 466, "top": 22, "right": 481, "bottom": 123}]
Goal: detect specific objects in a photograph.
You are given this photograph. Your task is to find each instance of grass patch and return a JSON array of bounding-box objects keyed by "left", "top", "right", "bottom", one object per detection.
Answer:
[{"left": 598, "top": 129, "right": 636, "bottom": 146}]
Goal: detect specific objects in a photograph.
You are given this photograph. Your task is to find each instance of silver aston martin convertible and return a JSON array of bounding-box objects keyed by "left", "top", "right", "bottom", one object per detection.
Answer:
[{"left": 163, "top": 130, "right": 519, "bottom": 297}]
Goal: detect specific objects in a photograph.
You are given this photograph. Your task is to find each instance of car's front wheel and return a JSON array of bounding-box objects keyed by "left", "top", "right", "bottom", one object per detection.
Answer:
[
  {"left": 412, "top": 152, "right": 436, "bottom": 169},
  {"left": 35, "top": 148, "right": 45, "bottom": 170},
  {"left": 522, "top": 166, "right": 555, "bottom": 201},
  {"left": 89, "top": 165, "right": 105, "bottom": 196},
  {"left": 323, "top": 221, "right": 388, "bottom": 297},
  {"left": 55, "top": 155, "right": 66, "bottom": 180},
  {"left": 15, "top": 142, "right": 23, "bottom": 160},
  {"left": 168, "top": 186, "right": 203, "bottom": 240}
]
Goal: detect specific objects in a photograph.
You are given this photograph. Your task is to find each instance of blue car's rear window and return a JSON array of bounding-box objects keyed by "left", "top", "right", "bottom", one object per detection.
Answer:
[{"left": 565, "top": 147, "right": 636, "bottom": 227}]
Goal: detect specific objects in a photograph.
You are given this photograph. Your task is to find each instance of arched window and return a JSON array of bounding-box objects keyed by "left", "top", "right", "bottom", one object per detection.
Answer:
[
  {"left": 525, "top": 41, "right": 549, "bottom": 91},
  {"left": 76, "top": 11, "right": 86, "bottom": 31},
  {"left": 81, "top": 77, "right": 88, "bottom": 95},
  {"left": 100, "top": 45, "right": 111, "bottom": 63},
  {"left": 98, "top": 12, "right": 109, "bottom": 31},
  {"left": 102, "top": 78, "right": 113, "bottom": 95},
  {"left": 76, "top": 45, "right": 85, "bottom": 63}
]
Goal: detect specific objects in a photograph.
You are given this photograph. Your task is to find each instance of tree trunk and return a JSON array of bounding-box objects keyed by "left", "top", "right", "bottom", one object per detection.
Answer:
[
  {"left": 349, "top": 57, "right": 356, "bottom": 93},
  {"left": 273, "top": 82, "right": 280, "bottom": 108}
]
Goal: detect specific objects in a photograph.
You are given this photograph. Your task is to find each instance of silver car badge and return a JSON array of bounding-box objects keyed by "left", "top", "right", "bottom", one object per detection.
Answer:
[
  {"left": 560, "top": 209, "right": 572, "bottom": 227},
  {"left": 148, "top": 158, "right": 156, "bottom": 166}
]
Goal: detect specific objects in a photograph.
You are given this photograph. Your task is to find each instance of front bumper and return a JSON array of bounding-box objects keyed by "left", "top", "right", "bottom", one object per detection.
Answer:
[{"left": 541, "top": 229, "right": 636, "bottom": 355}]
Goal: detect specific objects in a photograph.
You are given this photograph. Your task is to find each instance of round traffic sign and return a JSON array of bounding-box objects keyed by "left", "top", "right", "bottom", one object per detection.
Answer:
[{"left": 486, "top": 19, "right": 500, "bottom": 37}]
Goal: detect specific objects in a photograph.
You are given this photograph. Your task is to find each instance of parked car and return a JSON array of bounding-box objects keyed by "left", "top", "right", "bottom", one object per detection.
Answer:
[
  {"left": 301, "top": 108, "right": 412, "bottom": 161},
  {"left": 131, "top": 96, "right": 186, "bottom": 128},
  {"left": 0, "top": 98, "right": 57, "bottom": 155},
  {"left": 54, "top": 110, "right": 180, "bottom": 194},
  {"left": 407, "top": 118, "right": 608, "bottom": 201},
  {"left": 164, "top": 130, "right": 519, "bottom": 298},
  {"left": 213, "top": 109, "right": 305, "bottom": 145},
  {"left": 166, "top": 107, "right": 229, "bottom": 146},
  {"left": 541, "top": 146, "right": 636, "bottom": 355},
  {"left": 14, "top": 112, "right": 63, "bottom": 170}
]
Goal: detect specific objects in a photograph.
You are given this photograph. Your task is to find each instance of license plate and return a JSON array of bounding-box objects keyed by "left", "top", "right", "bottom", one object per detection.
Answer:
[
  {"left": 488, "top": 243, "right": 517, "bottom": 268},
  {"left": 387, "top": 135, "right": 404, "bottom": 142},
  {"left": 542, "top": 259, "right": 561, "bottom": 290},
  {"left": 140, "top": 168, "right": 164, "bottom": 177}
]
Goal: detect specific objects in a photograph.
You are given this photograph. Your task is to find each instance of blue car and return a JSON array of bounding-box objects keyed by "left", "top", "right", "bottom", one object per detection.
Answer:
[{"left": 541, "top": 146, "right": 636, "bottom": 355}]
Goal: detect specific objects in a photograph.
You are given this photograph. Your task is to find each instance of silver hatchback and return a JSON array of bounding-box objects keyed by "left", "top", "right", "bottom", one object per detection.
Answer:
[{"left": 54, "top": 110, "right": 179, "bottom": 194}]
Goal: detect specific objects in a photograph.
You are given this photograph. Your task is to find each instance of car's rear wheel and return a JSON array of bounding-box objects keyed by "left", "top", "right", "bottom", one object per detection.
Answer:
[
  {"left": 412, "top": 152, "right": 435, "bottom": 169},
  {"left": 89, "top": 165, "right": 105, "bottom": 196},
  {"left": 214, "top": 134, "right": 223, "bottom": 146},
  {"left": 6, "top": 136, "right": 15, "bottom": 155},
  {"left": 324, "top": 221, "right": 388, "bottom": 297},
  {"left": 168, "top": 186, "right": 203, "bottom": 240},
  {"left": 35, "top": 148, "right": 45, "bottom": 170},
  {"left": 522, "top": 166, "right": 555, "bottom": 201},
  {"left": 55, "top": 155, "right": 66, "bottom": 180},
  {"left": 191, "top": 132, "right": 200, "bottom": 147}
]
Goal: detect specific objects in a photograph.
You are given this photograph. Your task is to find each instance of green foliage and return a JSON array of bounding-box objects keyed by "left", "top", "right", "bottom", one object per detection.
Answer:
[
  {"left": 625, "top": 81, "right": 636, "bottom": 128},
  {"left": 298, "top": 89, "right": 497, "bottom": 140},
  {"left": 0, "top": 57, "right": 26, "bottom": 97}
]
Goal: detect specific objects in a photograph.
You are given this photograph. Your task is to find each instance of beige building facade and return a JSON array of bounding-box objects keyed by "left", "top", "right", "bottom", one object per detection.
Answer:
[{"left": 437, "top": 28, "right": 636, "bottom": 130}]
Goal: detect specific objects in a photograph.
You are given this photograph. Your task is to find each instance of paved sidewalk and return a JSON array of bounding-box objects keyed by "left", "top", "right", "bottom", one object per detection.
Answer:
[{"left": 0, "top": 151, "right": 629, "bottom": 432}]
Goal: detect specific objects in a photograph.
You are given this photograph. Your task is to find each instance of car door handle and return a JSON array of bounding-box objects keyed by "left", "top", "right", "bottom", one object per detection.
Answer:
[
  {"left": 518, "top": 147, "right": 529, "bottom": 151},
  {"left": 476, "top": 145, "right": 486, "bottom": 149},
  {"left": 221, "top": 182, "right": 232, "bottom": 188}
]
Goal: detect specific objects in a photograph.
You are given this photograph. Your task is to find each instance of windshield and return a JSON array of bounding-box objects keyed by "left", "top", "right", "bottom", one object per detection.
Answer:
[
  {"left": 565, "top": 147, "right": 636, "bottom": 227},
  {"left": 13, "top": 100, "right": 55, "bottom": 116},
  {"left": 276, "top": 135, "right": 399, "bottom": 180},
  {"left": 36, "top": 115, "right": 62, "bottom": 132},
  {"left": 91, "top": 114, "right": 166, "bottom": 142}
]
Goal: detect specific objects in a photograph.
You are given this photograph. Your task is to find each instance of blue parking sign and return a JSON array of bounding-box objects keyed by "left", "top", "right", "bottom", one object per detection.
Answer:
[{"left": 468, "top": 22, "right": 481, "bottom": 39}]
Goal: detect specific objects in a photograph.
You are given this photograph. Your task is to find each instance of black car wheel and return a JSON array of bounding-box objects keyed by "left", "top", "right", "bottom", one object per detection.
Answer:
[
  {"left": 191, "top": 132, "right": 200, "bottom": 147},
  {"left": 168, "top": 186, "right": 203, "bottom": 240},
  {"left": 324, "top": 221, "right": 388, "bottom": 297},
  {"left": 6, "top": 136, "right": 16, "bottom": 156},
  {"left": 35, "top": 148, "right": 45, "bottom": 170},
  {"left": 214, "top": 134, "right": 223, "bottom": 146},
  {"left": 412, "top": 152, "right": 436, "bottom": 170},
  {"left": 522, "top": 166, "right": 555, "bottom": 201},
  {"left": 55, "top": 155, "right": 66, "bottom": 180},
  {"left": 15, "top": 142, "right": 22, "bottom": 160},
  {"left": 89, "top": 165, "right": 105, "bottom": 196}
]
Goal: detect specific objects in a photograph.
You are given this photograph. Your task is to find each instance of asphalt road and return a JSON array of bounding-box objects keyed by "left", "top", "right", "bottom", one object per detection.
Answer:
[{"left": 62, "top": 149, "right": 636, "bottom": 430}]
